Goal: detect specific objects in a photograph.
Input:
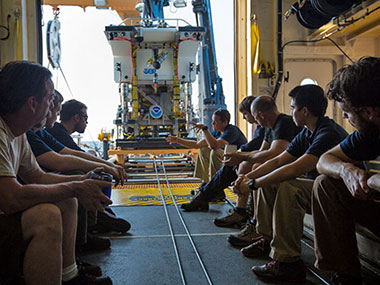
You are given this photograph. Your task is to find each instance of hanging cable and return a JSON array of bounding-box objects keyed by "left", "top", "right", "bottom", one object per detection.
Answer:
[{"left": 282, "top": 36, "right": 353, "bottom": 63}]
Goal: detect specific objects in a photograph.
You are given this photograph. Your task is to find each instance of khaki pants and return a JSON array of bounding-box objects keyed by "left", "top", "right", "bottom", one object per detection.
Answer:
[
  {"left": 312, "top": 175, "right": 380, "bottom": 276},
  {"left": 256, "top": 178, "right": 313, "bottom": 262},
  {"left": 194, "top": 146, "right": 224, "bottom": 183}
]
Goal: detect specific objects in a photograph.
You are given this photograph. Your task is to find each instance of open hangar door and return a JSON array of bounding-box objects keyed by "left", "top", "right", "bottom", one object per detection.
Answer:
[{"left": 278, "top": 58, "right": 337, "bottom": 121}]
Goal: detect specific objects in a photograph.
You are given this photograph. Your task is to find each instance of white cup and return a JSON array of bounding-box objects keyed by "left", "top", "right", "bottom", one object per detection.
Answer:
[{"left": 224, "top": 144, "right": 237, "bottom": 155}]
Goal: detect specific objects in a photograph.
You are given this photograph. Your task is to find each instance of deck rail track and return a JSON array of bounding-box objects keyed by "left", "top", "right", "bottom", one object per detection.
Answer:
[{"left": 152, "top": 158, "right": 213, "bottom": 285}]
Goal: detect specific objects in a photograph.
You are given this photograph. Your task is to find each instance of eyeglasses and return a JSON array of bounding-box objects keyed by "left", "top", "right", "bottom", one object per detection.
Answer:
[{"left": 80, "top": 113, "right": 88, "bottom": 121}]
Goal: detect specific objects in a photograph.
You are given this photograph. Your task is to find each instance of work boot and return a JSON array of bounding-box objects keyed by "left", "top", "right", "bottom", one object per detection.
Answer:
[
  {"left": 181, "top": 193, "right": 209, "bottom": 211},
  {"left": 331, "top": 273, "right": 363, "bottom": 285},
  {"left": 63, "top": 273, "right": 112, "bottom": 285},
  {"left": 228, "top": 220, "right": 260, "bottom": 246},
  {"left": 214, "top": 208, "right": 248, "bottom": 227},
  {"left": 241, "top": 236, "right": 270, "bottom": 257},
  {"left": 251, "top": 259, "right": 306, "bottom": 282}
]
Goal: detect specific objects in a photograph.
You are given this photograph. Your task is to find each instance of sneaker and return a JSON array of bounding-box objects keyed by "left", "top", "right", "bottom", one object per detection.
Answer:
[
  {"left": 251, "top": 259, "right": 306, "bottom": 282},
  {"left": 77, "top": 234, "right": 111, "bottom": 253},
  {"left": 76, "top": 257, "right": 102, "bottom": 277},
  {"left": 228, "top": 221, "right": 260, "bottom": 246},
  {"left": 181, "top": 193, "right": 209, "bottom": 211},
  {"left": 91, "top": 211, "right": 131, "bottom": 234},
  {"left": 241, "top": 236, "right": 270, "bottom": 257},
  {"left": 214, "top": 208, "right": 248, "bottom": 227},
  {"left": 63, "top": 273, "right": 112, "bottom": 285},
  {"left": 331, "top": 273, "right": 363, "bottom": 285}
]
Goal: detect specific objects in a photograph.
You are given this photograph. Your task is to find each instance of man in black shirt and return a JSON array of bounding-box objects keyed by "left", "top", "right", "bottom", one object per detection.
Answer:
[
  {"left": 234, "top": 85, "right": 348, "bottom": 282},
  {"left": 182, "top": 96, "right": 302, "bottom": 227},
  {"left": 313, "top": 57, "right": 380, "bottom": 285},
  {"left": 47, "top": 99, "right": 88, "bottom": 152}
]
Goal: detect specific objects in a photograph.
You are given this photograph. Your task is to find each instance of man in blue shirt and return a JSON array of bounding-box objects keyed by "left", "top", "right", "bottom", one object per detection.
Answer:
[
  {"left": 313, "top": 57, "right": 380, "bottom": 285},
  {"left": 167, "top": 109, "right": 247, "bottom": 183},
  {"left": 234, "top": 85, "right": 348, "bottom": 282},
  {"left": 27, "top": 93, "right": 130, "bottom": 253},
  {"left": 45, "top": 98, "right": 130, "bottom": 236}
]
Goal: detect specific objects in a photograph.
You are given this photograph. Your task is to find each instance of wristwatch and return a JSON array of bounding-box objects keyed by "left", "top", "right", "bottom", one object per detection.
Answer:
[
  {"left": 247, "top": 178, "right": 258, "bottom": 191},
  {"left": 202, "top": 126, "right": 208, "bottom": 131}
]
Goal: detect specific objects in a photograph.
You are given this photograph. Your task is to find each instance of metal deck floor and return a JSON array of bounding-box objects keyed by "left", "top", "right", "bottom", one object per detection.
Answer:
[{"left": 81, "top": 204, "right": 329, "bottom": 285}]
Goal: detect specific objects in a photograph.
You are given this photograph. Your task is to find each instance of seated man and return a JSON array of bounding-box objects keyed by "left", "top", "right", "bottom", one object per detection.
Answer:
[
  {"left": 234, "top": 85, "right": 347, "bottom": 282},
  {"left": 313, "top": 57, "right": 380, "bottom": 285},
  {"left": 0, "top": 61, "right": 112, "bottom": 284},
  {"left": 182, "top": 96, "right": 302, "bottom": 229},
  {"left": 46, "top": 97, "right": 131, "bottom": 235},
  {"left": 26, "top": 93, "right": 130, "bottom": 252},
  {"left": 166, "top": 109, "right": 247, "bottom": 183}
]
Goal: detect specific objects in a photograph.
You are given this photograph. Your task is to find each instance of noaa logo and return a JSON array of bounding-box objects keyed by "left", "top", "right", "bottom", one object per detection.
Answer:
[
  {"left": 143, "top": 68, "right": 156, "bottom": 74},
  {"left": 150, "top": 105, "right": 162, "bottom": 119}
]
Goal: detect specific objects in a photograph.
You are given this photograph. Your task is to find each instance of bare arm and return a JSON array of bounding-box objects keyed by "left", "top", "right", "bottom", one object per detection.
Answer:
[
  {"left": 226, "top": 139, "right": 289, "bottom": 166},
  {"left": 166, "top": 136, "right": 208, "bottom": 148},
  {"left": 60, "top": 147, "right": 127, "bottom": 184},
  {"left": 254, "top": 153, "right": 318, "bottom": 187},
  {"left": 317, "top": 145, "right": 371, "bottom": 199},
  {"left": 0, "top": 176, "right": 112, "bottom": 214},
  {"left": 38, "top": 150, "right": 126, "bottom": 185},
  {"left": 202, "top": 128, "right": 228, "bottom": 149}
]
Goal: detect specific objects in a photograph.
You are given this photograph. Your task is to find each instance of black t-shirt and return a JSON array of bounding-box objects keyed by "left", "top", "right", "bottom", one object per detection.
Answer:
[
  {"left": 46, "top": 122, "right": 83, "bottom": 152},
  {"left": 26, "top": 129, "right": 65, "bottom": 157},
  {"left": 264, "top": 113, "right": 302, "bottom": 145},
  {"left": 340, "top": 130, "right": 380, "bottom": 161},
  {"left": 240, "top": 125, "right": 265, "bottom": 152},
  {"left": 286, "top": 116, "right": 348, "bottom": 179},
  {"left": 214, "top": 124, "right": 247, "bottom": 149}
]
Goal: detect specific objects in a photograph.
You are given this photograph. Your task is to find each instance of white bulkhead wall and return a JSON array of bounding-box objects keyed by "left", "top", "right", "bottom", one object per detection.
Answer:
[{"left": 250, "top": 0, "right": 380, "bottom": 134}]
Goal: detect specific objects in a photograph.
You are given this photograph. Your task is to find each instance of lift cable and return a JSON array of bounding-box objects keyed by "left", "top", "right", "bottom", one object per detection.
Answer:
[
  {"left": 152, "top": 159, "right": 187, "bottom": 285},
  {"left": 282, "top": 36, "right": 353, "bottom": 63},
  {"left": 157, "top": 159, "right": 213, "bottom": 285}
]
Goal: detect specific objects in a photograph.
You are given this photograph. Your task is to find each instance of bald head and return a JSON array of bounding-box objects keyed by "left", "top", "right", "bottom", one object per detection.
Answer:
[{"left": 251, "top": 95, "right": 277, "bottom": 114}]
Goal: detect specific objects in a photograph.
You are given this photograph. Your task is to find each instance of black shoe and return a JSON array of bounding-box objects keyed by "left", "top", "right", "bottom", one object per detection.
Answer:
[
  {"left": 251, "top": 260, "right": 306, "bottom": 282},
  {"left": 331, "top": 273, "right": 362, "bottom": 285},
  {"left": 76, "top": 257, "right": 102, "bottom": 277},
  {"left": 92, "top": 211, "right": 131, "bottom": 234},
  {"left": 63, "top": 273, "right": 112, "bottom": 285},
  {"left": 181, "top": 193, "right": 209, "bottom": 211},
  {"left": 77, "top": 234, "right": 111, "bottom": 253},
  {"left": 104, "top": 206, "right": 116, "bottom": 216}
]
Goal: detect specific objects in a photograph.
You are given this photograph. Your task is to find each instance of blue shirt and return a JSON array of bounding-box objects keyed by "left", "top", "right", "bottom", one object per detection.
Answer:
[
  {"left": 214, "top": 124, "right": 247, "bottom": 149},
  {"left": 286, "top": 116, "right": 348, "bottom": 179},
  {"left": 240, "top": 125, "right": 265, "bottom": 152},
  {"left": 340, "top": 130, "right": 380, "bottom": 161},
  {"left": 46, "top": 122, "right": 83, "bottom": 152},
  {"left": 264, "top": 114, "right": 302, "bottom": 145},
  {"left": 26, "top": 129, "right": 65, "bottom": 157}
]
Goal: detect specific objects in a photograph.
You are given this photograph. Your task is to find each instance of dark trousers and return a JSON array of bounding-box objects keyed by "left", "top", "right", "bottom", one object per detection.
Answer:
[
  {"left": 312, "top": 175, "right": 380, "bottom": 276},
  {"left": 199, "top": 165, "right": 237, "bottom": 201}
]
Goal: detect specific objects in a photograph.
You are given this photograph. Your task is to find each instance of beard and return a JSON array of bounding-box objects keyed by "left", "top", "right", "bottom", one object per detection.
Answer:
[{"left": 74, "top": 122, "right": 85, "bottom": 134}]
